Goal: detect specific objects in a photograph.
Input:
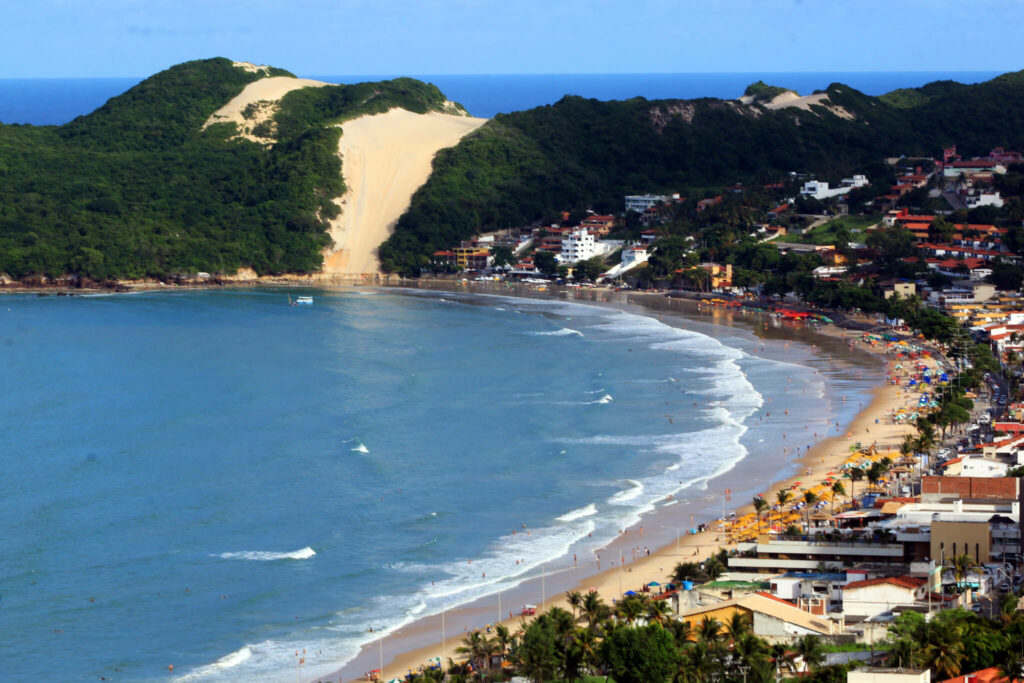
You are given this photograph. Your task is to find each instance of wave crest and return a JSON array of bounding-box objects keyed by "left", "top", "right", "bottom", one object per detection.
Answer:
[
  {"left": 217, "top": 547, "right": 316, "bottom": 561},
  {"left": 529, "top": 327, "right": 583, "bottom": 337}
]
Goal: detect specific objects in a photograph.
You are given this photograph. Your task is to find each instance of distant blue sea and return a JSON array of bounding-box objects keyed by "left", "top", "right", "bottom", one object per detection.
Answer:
[
  {"left": 0, "top": 289, "right": 879, "bottom": 680},
  {"left": 0, "top": 71, "right": 1003, "bottom": 124}
]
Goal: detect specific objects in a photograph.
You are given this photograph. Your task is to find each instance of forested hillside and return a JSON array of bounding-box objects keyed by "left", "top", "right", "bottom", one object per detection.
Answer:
[
  {"left": 380, "top": 71, "right": 1024, "bottom": 274},
  {"left": 0, "top": 58, "right": 454, "bottom": 282}
]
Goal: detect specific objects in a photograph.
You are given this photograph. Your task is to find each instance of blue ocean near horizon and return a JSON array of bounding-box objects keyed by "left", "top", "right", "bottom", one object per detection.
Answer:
[
  {"left": 0, "top": 70, "right": 1003, "bottom": 124},
  {"left": 0, "top": 289, "right": 879, "bottom": 681}
]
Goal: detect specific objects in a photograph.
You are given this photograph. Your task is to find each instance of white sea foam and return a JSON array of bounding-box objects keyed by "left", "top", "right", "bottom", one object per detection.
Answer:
[
  {"left": 175, "top": 645, "right": 253, "bottom": 680},
  {"left": 557, "top": 503, "right": 598, "bottom": 522},
  {"left": 590, "top": 394, "right": 613, "bottom": 404},
  {"left": 529, "top": 327, "right": 583, "bottom": 337},
  {"left": 217, "top": 547, "right": 316, "bottom": 561},
  {"left": 351, "top": 443, "right": 370, "bottom": 454},
  {"left": 608, "top": 480, "right": 644, "bottom": 504}
]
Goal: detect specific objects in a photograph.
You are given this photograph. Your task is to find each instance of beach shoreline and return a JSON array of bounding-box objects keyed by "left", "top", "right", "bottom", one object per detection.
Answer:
[{"left": 310, "top": 280, "right": 923, "bottom": 683}]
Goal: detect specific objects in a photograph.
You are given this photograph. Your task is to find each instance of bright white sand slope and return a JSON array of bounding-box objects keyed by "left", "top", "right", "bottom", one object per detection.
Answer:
[{"left": 322, "top": 109, "right": 487, "bottom": 275}]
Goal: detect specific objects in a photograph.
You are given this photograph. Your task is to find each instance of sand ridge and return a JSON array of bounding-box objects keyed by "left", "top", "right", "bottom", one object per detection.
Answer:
[
  {"left": 321, "top": 109, "right": 487, "bottom": 275},
  {"left": 203, "top": 75, "right": 332, "bottom": 141}
]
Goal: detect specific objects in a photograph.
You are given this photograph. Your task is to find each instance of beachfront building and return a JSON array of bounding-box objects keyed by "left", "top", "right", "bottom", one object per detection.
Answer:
[
  {"left": 677, "top": 592, "right": 838, "bottom": 642},
  {"left": 728, "top": 537, "right": 906, "bottom": 575},
  {"left": 866, "top": 495, "right": 1021, "bottom": 566},
  {"left": 560, "top": 229, "right": 596, "bottom": 263},
  {"left": 452, "top": 246, "right": 491, "bottom": 271}
]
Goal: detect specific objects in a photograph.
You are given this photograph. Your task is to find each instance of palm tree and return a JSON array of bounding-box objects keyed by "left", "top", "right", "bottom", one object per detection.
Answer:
[
  {"left": 696, "top": 615, "right": 722, "bottom": 643},
  {"left": 673, "top": 561, "right": 703, "bottom": 585},
  {"left": 581, "top": 591, "right": 607, "bottom": 629},
  {"left": 666, "top": 618, "right": 692, "bottom": 647},
  {"left": 920, "top": 621, "right": 965, "bottom": 679},
  {"left": 679, "top": 639, "right": 716, "bottom": 683},
  {"left": 724, "top": 612, "right": 751, "bottom": 643},
  {"left": 615, "top": 595, "right": 646, "bottom": 624},
  {"left": 492, "top": 624, "right": 512, "bottom": 660},
  {"left": 867, "top": 462, "right": 883, "bottom": 493},
  {"left": 646, "top": 599, "right": 673, "bottom": 624},
  {"left": 571, "top": 627, "right": 600, "bottom": 677},
  {"left": 703, "top": 555, "right": 725, "bottom": 581},
  {"left": 752, "top": 496, "right": 769, "bottom": 537},
  {"left": 775, "top": 489, "right": 793, "bottom": 508},
  {"left": 848, "top": 468, "right": 864, "bottom": 504},
  {"left": 952, "top": 553, "right": 978, "bottom": 592},
  {"left": 565, "top": 590, "right": 583, "bottom": 620},
  {"left": 794, "top": 634, "right": 825, "bottom": 672},
  {"left": 802, "top": 490, "right": 819, "bottom": 533},
  {"left": 456, "top": 629, "right": 496, "bottom": 678},
  {"left": 830, "top": 481, "right": 846, "bottom": 515}
]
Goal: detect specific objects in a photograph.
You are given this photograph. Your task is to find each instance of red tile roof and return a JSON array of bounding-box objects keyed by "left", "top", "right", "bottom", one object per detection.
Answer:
[
  {"left": 938, "top": 666, "right": 1019, "bottom": 683},
  {"left": 843, "top": 576, "right": 926, "bottom": 591}
]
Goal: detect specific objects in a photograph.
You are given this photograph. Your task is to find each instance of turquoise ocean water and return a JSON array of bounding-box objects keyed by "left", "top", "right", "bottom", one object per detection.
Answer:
[{"left": 0, "top": 288, "right": 879, "bottom": 680}]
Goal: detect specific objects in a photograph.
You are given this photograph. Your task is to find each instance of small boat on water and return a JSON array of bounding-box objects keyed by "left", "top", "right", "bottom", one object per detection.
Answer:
[{"left": 288, "top": 295, "right": 314, "bottom": 306}]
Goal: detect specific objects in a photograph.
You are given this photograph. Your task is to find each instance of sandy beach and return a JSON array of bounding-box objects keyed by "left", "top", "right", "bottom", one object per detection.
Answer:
[{"left": 317, "top": 282, "right": 937, "bottom": 683}]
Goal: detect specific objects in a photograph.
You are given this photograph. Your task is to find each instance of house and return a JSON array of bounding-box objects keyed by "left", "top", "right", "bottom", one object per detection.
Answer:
[
  {"left": 938, "top": 667, "right": 1020, "bottom": 683},
  {"left": 840, "top": 576, "right": 928, "bottom": 620},
  {"left": 883, "top": 282, "right": 917, "bottom": 300},
  {"left": 580, "top": 214, "right": 616, "bottom": 235},
  {"left": 432, "top": 250, "right": 455, "bottom": 267},
  {"left": 944, "top": 160, "right": 1007, "bottom": 178},
  {"left": 988, "top": 147, "right": 1024, "bottom": 165},
  {"left": 769, "top": 572, "right": 847, "bottom": 614},
  {"left": 851, "top": 669, "right": 931, "bottom": 683},
  {"left": 701, "top": 263, "right": 733, "bottom": 289},
  {"left": 677, "top": 592, "right": 838, "bottom": 642},
  {"left": 696, "top": 196, "right": 723, "bottom": 212}
]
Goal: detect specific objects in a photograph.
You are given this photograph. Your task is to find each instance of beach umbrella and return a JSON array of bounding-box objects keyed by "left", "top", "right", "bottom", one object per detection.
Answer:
[
  {"left": 624, "top": 590, "right": 638, "bottom": 596},
  {"left": 648, "top": 581, "right": 661, "bottom": 587}
]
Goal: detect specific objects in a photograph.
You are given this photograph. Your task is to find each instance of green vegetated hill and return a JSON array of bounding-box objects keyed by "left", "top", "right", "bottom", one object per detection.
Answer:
[
  {"left": 380, "top": 70, "right": 1024, "bottom": 274},
  {"left": 0, "top": 57, "right": 454, "bottom": 282}
]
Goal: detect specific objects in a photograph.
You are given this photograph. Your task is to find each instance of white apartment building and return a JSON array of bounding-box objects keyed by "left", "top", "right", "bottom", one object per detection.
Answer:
[
  {"left": 624, "top": 194, "right": 668, "bottom": 213},
  {"left": 800, "top": 175, "right": 869, "bottom": 200},
  {"left": 560, "top": 229, "right": 597, "bottom": 263}
]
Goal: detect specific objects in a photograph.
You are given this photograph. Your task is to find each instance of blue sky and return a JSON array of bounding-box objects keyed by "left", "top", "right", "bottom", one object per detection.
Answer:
[{"left": 2, "top": 0, "right": 1022, "bottom": 78}]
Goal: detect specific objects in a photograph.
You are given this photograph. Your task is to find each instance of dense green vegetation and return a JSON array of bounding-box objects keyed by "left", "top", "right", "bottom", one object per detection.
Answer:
[
  {"left": 382, "top": 70, "right": 1024, "bottom": 274},
  {"left": 420, "top": 588, "right": 1024, "bottom": 683},
  {"left": 743, "top": 81, "right": 791, "bottom": 102},
  {"left": 0, "top": 58, "right": 454, "bottom": 282}
]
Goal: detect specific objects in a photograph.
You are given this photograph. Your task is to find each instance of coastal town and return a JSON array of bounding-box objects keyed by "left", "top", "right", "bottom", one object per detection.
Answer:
[{"left": 347, "top": 145, "right": 1024, "bottom": 683}]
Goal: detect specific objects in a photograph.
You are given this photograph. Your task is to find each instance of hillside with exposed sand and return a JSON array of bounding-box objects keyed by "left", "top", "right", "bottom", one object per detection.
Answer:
[{"left": 321, "top": 109, "right": 487, "bottom": 275}]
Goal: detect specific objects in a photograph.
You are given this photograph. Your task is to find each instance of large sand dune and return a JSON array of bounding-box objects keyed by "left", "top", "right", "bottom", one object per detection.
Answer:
[{"left": 322, "top": 109, "right": 487, "bottom": 275}]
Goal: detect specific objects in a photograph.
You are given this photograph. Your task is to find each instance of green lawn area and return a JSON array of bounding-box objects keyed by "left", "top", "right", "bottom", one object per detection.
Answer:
[{"left": 802, "top": 214, "right": 881, "bottom": 245}]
